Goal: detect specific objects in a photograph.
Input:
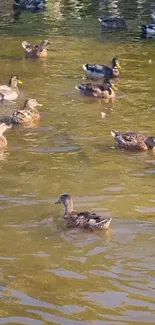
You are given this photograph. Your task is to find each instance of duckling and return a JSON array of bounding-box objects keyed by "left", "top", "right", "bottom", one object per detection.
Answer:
[
  {"left": 22, "top": 40, "right": 50, "bottom": 58},
  {"left": 75, "top": 79, "right": 116, "bottom": 100},
  {"left": 55, "top": 194, "right": 112, "bottom": 230},
  {"left": 11, "top": 98, "right": 42, "bottom": 125},
  {"left": 0, "top": 76, "right": 22, "bottom": 101},
  {"left": 0, "top": 123, "right": 11, "bottom": 149},
  {"left": 83, "top": 57, "right": 121, "bottom": 79},
  {"left": 98, "top": 16, "right": 127, "bottom": 31},
  {"left": 111, "top": 130, "right": 155, "bottom": 151}
]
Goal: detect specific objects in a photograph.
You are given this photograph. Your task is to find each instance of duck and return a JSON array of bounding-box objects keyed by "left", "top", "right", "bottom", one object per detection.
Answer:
[
  {"left": 83, "top": 57, "right": 121, "bottom": 79},
  {"left": 98, "top": 16, "right": 127, "bottom": 31},
  {"left": 138, "top": 23, "right": 155, "bottom": 38},
  {"left": 13, "top": 0, "right": 46, "bottom": 11},
  {"left": 10, "top": 98, "right": 42, "bottom": 125},
  {"left": 111, "top": 130, "right": 155, "bottom": 151},
  {"left": 75, "top": 79, "right": 116, "bottom": 100},
  {"left": 0, "top": 123, "right": 11, "bottom": 149},
  {"left": 55, "top": 193, "right": 112, "bottom": 230},
  {"left": 22, "top": 40, "right": 50, "bottom": 58},
  {"left": 0, "top": 75, "right": 22, "bottom": 101}
]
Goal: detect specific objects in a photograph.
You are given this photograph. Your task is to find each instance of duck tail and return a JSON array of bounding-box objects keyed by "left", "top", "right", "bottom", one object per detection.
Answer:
[
  {"left": 95, "top": 217, "right": 112, "bottom": 230},
  {"left": 89, "top": 218, "right": 112, "bottom": 230},
  {"left": 75, "top": 85, "right": 85, "bottom": 91},
  {"left": 82, "top": 64, "right": 87, "bottom": 72},
  {"left": 111, "top": 130, "right": 119, "bottom": 138},
  {"left": 22, "top": 41, "right": 29, "bottom": 49},
  {"left": 138, "top": 25, "right": 146, "bottom": 30},
  {"left": 98, "top": 18, "right": 102, "bottom": 23}
]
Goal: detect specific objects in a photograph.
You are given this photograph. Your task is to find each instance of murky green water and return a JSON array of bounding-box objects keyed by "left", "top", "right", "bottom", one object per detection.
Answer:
[{"left": 0, "top": 0, "right": 155, "bottom": 324}]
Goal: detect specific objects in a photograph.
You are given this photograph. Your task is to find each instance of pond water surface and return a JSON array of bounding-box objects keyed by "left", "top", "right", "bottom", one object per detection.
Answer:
[{"left": 0, "top": 0, "right": 155, "bottom": 324}]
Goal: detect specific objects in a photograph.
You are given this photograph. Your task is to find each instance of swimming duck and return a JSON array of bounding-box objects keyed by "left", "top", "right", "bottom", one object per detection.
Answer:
[
  {"left": 55, "top": 194, "right": 112, "bottom": 230},
  {"left": 138, "top": 24, "right": 155, "bottom": 38},
  {"left": 75, "top": 79, "right": 116, "bottom": 100},
  {"left": 83, "top": 58, "right": 121, "bottom": 79},
  {"left": 22, "top": 40, "right": 50, "bottom": 58},
  {"left": 0, "top": 123, "right": 11, "bottom": 149},
  {"left": 11, "top": 98, "right": 42, "bottom": 125},
  {"left": 111, "top": 130, "right": 155, "bottom": 151},
  {"left": 0, "top": 76, "right": 22, "bottom": 101},
  {"left": 13, "top": 0, "right": 46, "bottom": 11},
  {"left": 98, "top": 17, "right": 127, "bottom": 31}
]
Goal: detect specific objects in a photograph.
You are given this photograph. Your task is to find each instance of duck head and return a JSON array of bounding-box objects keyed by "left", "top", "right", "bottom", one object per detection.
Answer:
[
  {"left": 145, "top": 136, "right": 155, "bottom": 149},
  {"left": 9, "top": 75, "right": 23, "bottom": 87},
  {"left": 55, "top": 193, "right": 73, "bottom": 215},
  {"left": 112, "top": 57, "right": 121, "bottom": 69},
  {"left": 24, "top": 98, "right": 42, "bottom": 110}
]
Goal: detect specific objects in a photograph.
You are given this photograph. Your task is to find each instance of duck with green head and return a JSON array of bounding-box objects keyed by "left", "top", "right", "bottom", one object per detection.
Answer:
[
  {"left": 75, "top": 79, "right": 117, "bottom": 100},
  {"left": 83, "top": 57, "right": 121, "bottom": 79}
]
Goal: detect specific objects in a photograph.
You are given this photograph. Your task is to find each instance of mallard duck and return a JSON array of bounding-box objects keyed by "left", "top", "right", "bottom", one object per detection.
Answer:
[
  {"left": 13, "top": 0, "right": 46, "bottom": 11},
  {"left": 55, "top": 193, "right": 112, "bottom": 230},
  {"left": 138, "top": 24, "right": 155, "bottom": 38},
  {"left": 11, "top": 98, "right": 42, "bottom": 125},
  {"left": 75, "top": 79, "right": 116, "bottom": 100},
  {"left": 0, "top": 123, "right": 11, "bottom": 149},
  {"left": 0, "top": 76, "right": 22, "bottom": 101},
  {"left": 22, "top": 40, "right": 50, "bottom": 58},
  {"left": 83, "top": 57, "right": 121, "bottom": 79},
  {"left": 98, "top": 16, "right": 127, "bottom": 31},
  {"left": 111, "top": 130, "right": 155, "bottom": 151}
]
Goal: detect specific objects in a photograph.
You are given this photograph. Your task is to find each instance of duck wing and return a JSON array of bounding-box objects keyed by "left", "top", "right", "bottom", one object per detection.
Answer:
[
  {"left": 0, "top": 86, "right": 17, "bottom": 100},
  {"left": 68, "top": 211, "right": 112, "bottom": 230},
  {"left": 22, "top": 41, "right": 38, "bottom": 54},
  {"left": 12, "top": 109, "right": 33, "bottom": 124},
  {"left": 83, "top": 63, "right": 112, "bottom": 76},
  {"left": 111, "top": 130, "right": 146, "bottom": 149}
]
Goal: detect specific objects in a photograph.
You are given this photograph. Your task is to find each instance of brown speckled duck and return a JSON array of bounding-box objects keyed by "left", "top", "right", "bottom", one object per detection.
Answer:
[
  {"left": 11, "top": 98, "right": 42, "bottom": 125},
  {"left": 0, "top": 123, "right": 11, "bottom": 149},
  {"left": 22, "top": 40, "right": 50, "bottom": 58},
  {"left": 111, "top": 130, "right": 155, "bottom": 151},
  {"left": 75, "top": 79, "right": 116, "bottom": 100},
  {"left": 55, "top": 193, "right": 112, "bottom": 230}
]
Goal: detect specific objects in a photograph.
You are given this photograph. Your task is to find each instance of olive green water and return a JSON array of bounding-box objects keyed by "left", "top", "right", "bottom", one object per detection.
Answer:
[{"left": 0, "top": 1, "right": 155, "bottom": 324}]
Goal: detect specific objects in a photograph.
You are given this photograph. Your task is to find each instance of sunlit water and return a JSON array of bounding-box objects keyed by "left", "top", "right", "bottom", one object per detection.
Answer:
[{"left": 0, "top": 0, "right": 155, "bottom": 324}]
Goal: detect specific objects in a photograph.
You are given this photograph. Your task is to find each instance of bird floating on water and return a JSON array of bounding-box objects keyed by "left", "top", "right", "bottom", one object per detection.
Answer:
[
  {"left": 55, "top": 193, "right": 112, "bottom": 230},
  {"left": 0, "top": 75, "right": 22, "bottom": 101},
  {"left": 111, "top": 130, "right": 155, "bottom": 151},
  {"left": 22, "top": 40, "right": 50, "bottom": 58},
  {"left": 75, "top": 79, "right": 117, "bottom": 101},
  {"left": 83, "top": 58, "right": 121, "bottom": 79},
  {"left": 98, "top": 16, "right": 127, "bottom": 31}
]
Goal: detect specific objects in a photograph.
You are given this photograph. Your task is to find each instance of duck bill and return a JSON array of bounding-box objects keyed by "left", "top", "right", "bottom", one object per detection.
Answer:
[
  {"left": 111, "top": 84, "right": 118, "bottom": 90},
  {"left": 36, "top": 102, "right": 43, "bottom": 107},
  {"left": 116, "top": 62, "right": 121, "bottom": 69},
  {"left": 18, "top": 80, "right": 23, "bottom": 84},
  {"left": 55, "top": 199, "right": 61, "bottom": 204}
]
